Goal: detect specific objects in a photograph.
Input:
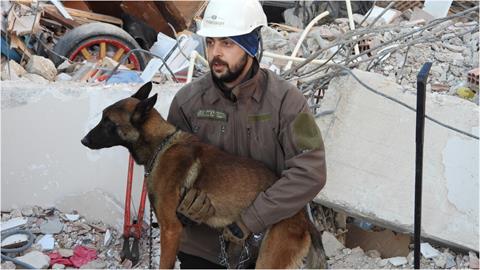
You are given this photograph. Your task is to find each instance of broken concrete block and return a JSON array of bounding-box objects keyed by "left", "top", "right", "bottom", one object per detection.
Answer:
[
  {"left": 469, "top": 251, "right": 479, "bottom": 269},
  {"left": 25, "top": 55, "right": 57, "bottom": 81},
  {"left": 40, "top": 218, "right": 64, "bottom": 234},
  {"left": 65, "top": 213, "right": 79, "bottom": 222},
  {"left": 56, "top": 73, "right": 72, "bottom": 81},
  {"left": 80, "top": 259, "right": 107, "bottom": 269},
  {"left": 315, "top": 69, "right": 479, "bottom": 251},
  {"left": 388, "top": 256, "right": 407, "bottom": 266},
  {"left": 16, "top": 250, "right": 50, "bottom": 269},
  {"left": 421, "top": 243, "right": 440, "bottom": 259},
  {"left": 322, "top": 231, "right": 345, "bottom": 258},
  {"left": 1, "top": 217, "right": 28, "bottom": 232},
  {"left": 58, "top": 248, "right": 74, "bottom": 258},
  {"left": 52, "top": 263, "right": 66, "bottom": 269},
  {"left": 1, "top": 261, "right": 16, "bottom": 269},
  {"left": 37, "top": 234, "right": 55, "bottom": 251},
  {"left": 366, "top": 250, "right": 381, "bottom": 258},
  {"left": 1, "top": 60, "right": 26, "bottom": 80}
]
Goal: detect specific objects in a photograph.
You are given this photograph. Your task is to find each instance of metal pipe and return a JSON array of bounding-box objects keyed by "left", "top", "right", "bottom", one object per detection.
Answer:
[
  {"left": 414, "top": 62, "right": 432, "bottom": 269},
  {"left": 264, "top": 51, "right": 327, "bottom": 65},
  {"left": 284, "top": 11, "right": 330, "bottom": 70},
  {"left": 345, "top": 0, "right": 360, "bottom": 55}
]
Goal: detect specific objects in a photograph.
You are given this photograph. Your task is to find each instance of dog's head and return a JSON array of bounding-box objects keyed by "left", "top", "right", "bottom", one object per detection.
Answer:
[{"left": 81, "top": 82, "right": 158, "bottom": 150}]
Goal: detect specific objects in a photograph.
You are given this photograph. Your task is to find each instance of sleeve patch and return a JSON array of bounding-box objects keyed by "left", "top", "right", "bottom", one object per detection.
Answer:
[{"left": 292, "top": 112, "right": 322, "bottom": 151}]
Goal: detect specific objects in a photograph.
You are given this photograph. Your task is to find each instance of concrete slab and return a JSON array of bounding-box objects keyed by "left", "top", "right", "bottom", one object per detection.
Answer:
[
  {"left": 1, "top": 81, "right": 182, "bottom": 229},
  {"left": 315, "top": 69, "right": 479, "bottom": 251}
]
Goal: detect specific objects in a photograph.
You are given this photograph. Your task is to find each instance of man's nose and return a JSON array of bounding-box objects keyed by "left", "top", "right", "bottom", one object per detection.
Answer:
[{"left": 210, "top": 43, "right": 222, "bottom": 57}]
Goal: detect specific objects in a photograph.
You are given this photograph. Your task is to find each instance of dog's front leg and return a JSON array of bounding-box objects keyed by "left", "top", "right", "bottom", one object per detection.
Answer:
[{"left": 159, "top": 221, "right": 183, "bottom": 269}]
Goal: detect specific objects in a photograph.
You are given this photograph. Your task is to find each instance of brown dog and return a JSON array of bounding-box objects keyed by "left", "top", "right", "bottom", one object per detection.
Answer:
[{"left": 81, "top": 82, "right": 325, "bottom": 268}]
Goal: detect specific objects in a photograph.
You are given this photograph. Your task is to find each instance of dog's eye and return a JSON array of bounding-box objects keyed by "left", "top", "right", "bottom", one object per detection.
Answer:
[{"left": 103, "top": 118, "right": 117, "bottom": 131}]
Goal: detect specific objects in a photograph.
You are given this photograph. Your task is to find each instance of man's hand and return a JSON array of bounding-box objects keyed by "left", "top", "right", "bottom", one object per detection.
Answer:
[
  {"left": 176, "top": 188, "right": 215, "bottom": 226},
  {"left": 223, "top": 219, "right": 251, "bottom": 245}
]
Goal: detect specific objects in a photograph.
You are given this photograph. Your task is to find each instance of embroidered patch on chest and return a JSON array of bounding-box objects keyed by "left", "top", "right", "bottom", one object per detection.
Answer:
[
  {"left": 248, "top": 113, "right": 272, "bottom": 122},
  {"left": 196, "top": 109, "right": 228, "bottom": 121}
]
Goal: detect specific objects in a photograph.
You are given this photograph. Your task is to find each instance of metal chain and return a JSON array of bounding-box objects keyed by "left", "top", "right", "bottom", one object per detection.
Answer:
[
  {"left": 149, "top": 206, "right": 153, "bottom": 269},
  {"left": 218, "top": 234, "right": 252, "bottom": 269},
  {"left": 218, "top": 234, "right": 230, "bottom": 268}
]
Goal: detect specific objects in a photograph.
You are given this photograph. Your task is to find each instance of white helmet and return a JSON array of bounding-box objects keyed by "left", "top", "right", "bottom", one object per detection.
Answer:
[{"left": 197, "top": 0, "right": 267, "bottom": 37}]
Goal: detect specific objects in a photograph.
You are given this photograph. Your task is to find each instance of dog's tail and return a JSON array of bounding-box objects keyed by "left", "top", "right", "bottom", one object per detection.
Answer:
[{"left": 304, "top": 209, "right": 327, "bottom": 269}]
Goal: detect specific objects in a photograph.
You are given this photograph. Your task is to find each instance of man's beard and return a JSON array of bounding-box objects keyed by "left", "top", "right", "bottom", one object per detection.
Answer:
[{"left": 210, "top": 54, "right": 248, "bottom": 83}]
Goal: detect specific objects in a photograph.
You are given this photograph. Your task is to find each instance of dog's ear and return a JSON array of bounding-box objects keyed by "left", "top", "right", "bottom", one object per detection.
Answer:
[
  {"left": 131, "top": 93, "right": 158, "bottom": 125},
  {"left": 131, "top": 81, "right": 152, "bottom": 100}
]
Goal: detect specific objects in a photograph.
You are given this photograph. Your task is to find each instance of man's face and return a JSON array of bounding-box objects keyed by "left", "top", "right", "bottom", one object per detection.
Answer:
[{"left": 206, "top": 37, "right": 249, "bottom": 83}]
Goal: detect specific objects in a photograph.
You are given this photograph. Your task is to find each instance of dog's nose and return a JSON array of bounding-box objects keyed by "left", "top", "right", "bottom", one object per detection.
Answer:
[{"left": 81, "top": 136, "right": 90, "bottom": 147}]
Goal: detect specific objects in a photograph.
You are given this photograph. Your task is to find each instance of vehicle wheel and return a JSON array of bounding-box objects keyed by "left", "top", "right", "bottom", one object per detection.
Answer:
[{"left": 52, "top": 22, "right": 147, "bottom": 70}]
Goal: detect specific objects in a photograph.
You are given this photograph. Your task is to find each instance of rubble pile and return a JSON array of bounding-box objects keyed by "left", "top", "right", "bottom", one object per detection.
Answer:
[
  {"left": 323, "top": 232, "right": 478, "bottom": 269},
  {"left": 0, "top": 206, "right": 161, "bottom": 269},
  {"left": 260, "top": 5, "right": 479, "bottom": 107}
]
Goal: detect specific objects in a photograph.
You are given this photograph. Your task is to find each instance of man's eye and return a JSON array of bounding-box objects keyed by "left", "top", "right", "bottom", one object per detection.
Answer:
[{"left": 223, "top": 40, "right": 232, "bottom": 46}]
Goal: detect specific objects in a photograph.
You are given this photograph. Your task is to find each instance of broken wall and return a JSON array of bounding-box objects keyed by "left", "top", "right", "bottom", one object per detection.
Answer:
[
  {"left": 1, "top": 81, "right": 182, "bottom": 229},
  {"left": 315, "top": 69, "right": 479, "bottom": 251}
]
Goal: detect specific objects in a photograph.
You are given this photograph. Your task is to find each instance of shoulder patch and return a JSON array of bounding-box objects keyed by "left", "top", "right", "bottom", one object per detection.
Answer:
[
  {"left": 196, "top": 109, "right": 228, "bottom": 121},
  {"left": 293, "top": 112, "right": 323, "bottom": 151}
]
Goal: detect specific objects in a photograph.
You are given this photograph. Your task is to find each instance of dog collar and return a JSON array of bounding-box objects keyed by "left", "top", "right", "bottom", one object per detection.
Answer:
[{"left": 144, "top": 128, "right": 179, "bottom": 177}]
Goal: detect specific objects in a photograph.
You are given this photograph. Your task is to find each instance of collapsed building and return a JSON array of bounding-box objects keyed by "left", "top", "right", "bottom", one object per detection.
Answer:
[{"left": 1, "top": 1, "right": 479, "bottom": 269}]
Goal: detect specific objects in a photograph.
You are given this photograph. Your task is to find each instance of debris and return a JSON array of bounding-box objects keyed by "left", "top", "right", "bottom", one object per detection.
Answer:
[
  {"left": 80, "top": 258, "right": 107, "bottom": 269},
  {"left": 55, "top": 73, "right": 72, "bottom": 81},
  {"left": 65, "top": 213, "right": 80, "bottom": 222},
  {"left": 364, "top": 6, "right": 402, "bottom": 25},
  {"left": 322, "top": 231, "right": 345, "bottom": 258},
  {"left": 1, "top": 261, "right": 16, "bottom": 269},
  {"left": 51, "top": 263, "right": 66, "bottom": 269},
  {"left": 16, "top": 250, "right": 51, "bottom": 269},
  {"left": 25, "top": 55, "right": 57, "bottom": 81},
  {"left": 456, "top": 87, "right": 475, "bottom": 99},
  {"left": 388, "top": 256, "right": 408, "bottom": 266},
  {"left": 423, "top": 0, "right": 453, "bottom": 19},
  {"left": 21, "top": 207, "right": 34, "bottom": 217},
  {"left": 366, "top": 250, "right": 381, "bottom": 258},
  {"left": 346, "top": 224, "right": 410, "bottom": 258},
  {"left": 58, "top": 248, "right": 74, "bottom": 258},
  {"left": 433, "top": 253, "right": 448, "bottom": 268},
  {"left": 103, "top": 229, "right": 112, "bottom": 246},
  {"left": 37, "top": 234, "right": 55, "bottom": 251},
  {"left": 420, "top": 242, "right": 441, "bottom": 259},
  {"left": 468, "top": 68, "right": 479, "bottom": 87},
  {"left": 1, "top": 60, "right": 27, "bottom": 80},
  {"left": 469, "top": 251, "right": 479, "bottom": 269},
  {"left": 1, "top": 217, "right": 28, "bottom": 232},
  {"left": 40, "top": 218, "right": 64, "bottom": 234}
]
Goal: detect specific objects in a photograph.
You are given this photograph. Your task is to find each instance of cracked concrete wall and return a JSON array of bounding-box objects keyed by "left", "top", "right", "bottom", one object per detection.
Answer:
[
  {"left": 315, "top": 69, "right": 479, "bottom": 251},
  {"left": 1, "top": 81, "right": 181, "bottom": 229}
]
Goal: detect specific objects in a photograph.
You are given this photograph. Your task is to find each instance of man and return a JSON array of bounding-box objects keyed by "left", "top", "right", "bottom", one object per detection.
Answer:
[{"left": 167, "top": 0, "right": 326, "bottom": 268}]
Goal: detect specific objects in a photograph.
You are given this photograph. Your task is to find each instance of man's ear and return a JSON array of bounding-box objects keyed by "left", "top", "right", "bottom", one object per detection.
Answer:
[
  {"left": 131, "top": 93, "right": 158, "bottom": 125},
  {"left": 131, "top": 81, "right": 152, "bottom": 100}
]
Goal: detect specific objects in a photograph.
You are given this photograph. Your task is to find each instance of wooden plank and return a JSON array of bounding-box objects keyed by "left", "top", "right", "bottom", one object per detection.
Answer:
[
  {"left": 120, "top": 1, "right": 170, "bottom": 34},
  {"left": 9, "top": 34, "right": 32, "bottom": 59},
  {"left": 42, "top": 6, "right": 79, "bottom": 29},
  {"left": 42, "top": 4, "right": 122, "bottom": 26}
]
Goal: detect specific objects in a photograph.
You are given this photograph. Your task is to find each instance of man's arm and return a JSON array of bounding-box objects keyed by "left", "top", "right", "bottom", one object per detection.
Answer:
[{"left": 240, "top": 90, "right": 327, "bottom": 233}]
